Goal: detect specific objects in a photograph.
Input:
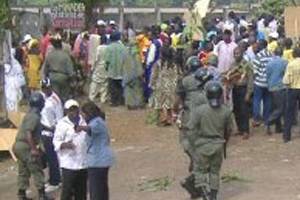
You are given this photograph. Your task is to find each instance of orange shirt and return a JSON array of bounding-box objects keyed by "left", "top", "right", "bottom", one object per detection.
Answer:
[{"left": 136, "top": 34, "right": 150, "bottom": 63}]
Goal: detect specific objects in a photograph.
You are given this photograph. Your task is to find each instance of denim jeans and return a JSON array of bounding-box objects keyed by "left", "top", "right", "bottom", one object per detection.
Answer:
[
  {"left": 253, "top": 85, "right": 271, "bottom": 125},
  {"left": 284, "top": 89, "right": 300, "bottom": 142},
  {"left": 268, "top": 89, "right": 286, "bottom": 132},
  {"left": 42, "top": 135, "right": 61, "bottom": 186}
]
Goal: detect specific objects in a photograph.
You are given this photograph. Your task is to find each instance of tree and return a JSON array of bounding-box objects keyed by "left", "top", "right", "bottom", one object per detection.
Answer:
[
  {"left": 69, "top": 0, "right": 110, "bottom": 28},
  {"left": 0, "top": 0, "right": 10, "bottom": 27},
  {"left": 256, "top": 0, "right": 298, "bottom": 17}
]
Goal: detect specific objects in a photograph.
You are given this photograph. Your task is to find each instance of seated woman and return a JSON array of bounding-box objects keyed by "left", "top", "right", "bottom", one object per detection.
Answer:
[{"left": 76, "top": 101, "right": 115, "bottom": 200}]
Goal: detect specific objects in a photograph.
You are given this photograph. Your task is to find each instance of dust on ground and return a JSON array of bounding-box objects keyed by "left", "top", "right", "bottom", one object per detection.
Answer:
[{"left": 1, "top": 107, "right": 300, "bottom": 200}]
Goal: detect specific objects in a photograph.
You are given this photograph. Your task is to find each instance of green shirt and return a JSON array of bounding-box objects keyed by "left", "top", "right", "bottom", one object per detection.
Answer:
[
  {"left": 176, "top": 74, "right": 208, "bottom": 126},
  {"left": 188, "top": 104, "right": 233, "bottom": 154},
  {"left": 104, "top": 41, "right": 129, "bottom": 79},
  {"left": 44, "top": 49, "right": 74, "bottom": 77},
  {"left": 15, "top": 109, "right": 42, "bottom": 147},
  {"left": 230, "top": 59, "right": 254, "bottom": 97}
]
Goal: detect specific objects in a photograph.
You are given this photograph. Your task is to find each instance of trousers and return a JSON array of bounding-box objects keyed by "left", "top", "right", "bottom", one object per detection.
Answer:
[
  {"left": 284, "top": 89, "right": 300, "bottom": 142},
  {"left": 268, "top": 90, "right": 286, "bottom": 131},
  {"left": 42, "top": 135, "right": 61, "bottom": 185},
  {"left": 88, "top": 168, "right": 109, "bottom": 200},
  {"left": 108, "top": 78, "right": 124, "bottom": 106},
  {"left": 13, "top": 143, "right": 45, "bottom": 191},
  {"left": 193, "top": 147, "right": 223, "bottom": 190},
  {"left": 232, "top": 86, "right": 250, "bottom": 133},
  {"left": 253, "top": 85, "right": 271, "bottom": 124},
  {"left": 89, "top": 79, "right": 108, "bottom": 103},
  {"left": 61, "top": 168, "right": 87, "bottom": 200}
]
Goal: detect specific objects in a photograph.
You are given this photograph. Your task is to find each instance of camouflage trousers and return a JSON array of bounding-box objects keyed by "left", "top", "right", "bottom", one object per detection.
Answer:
[
  {"left": 193, "top": 147, "right": 223, "bottom": 190},
  {"left": 13, "top": 143, "right": 45, "bottom": 191}
]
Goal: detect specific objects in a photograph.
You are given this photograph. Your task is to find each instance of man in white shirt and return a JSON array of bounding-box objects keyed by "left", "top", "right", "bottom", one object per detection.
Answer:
[
  {"left": 40, "top": 78, "right": 64, "bottom": 193},
  {"left": 53, "top": 99, "right": 88, "bottom": 200}
]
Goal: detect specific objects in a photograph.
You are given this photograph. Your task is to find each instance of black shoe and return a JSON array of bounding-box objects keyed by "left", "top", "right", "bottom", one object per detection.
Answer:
[
  {"left": 195, "top": 186, "right": 210, "bottom": 200},
  {"left": 210, "top": 189, "right": 218, "bottom": 200}
]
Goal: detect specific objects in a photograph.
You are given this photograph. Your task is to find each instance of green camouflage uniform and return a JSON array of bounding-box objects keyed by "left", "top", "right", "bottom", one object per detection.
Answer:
[
  {"left": 13, "top": 109, "right": 45, "bottom": 191},
  {"left": 176, "top": 73, "right": 208, "bottom": 154},
  {"left": 188, "top": 104, "right": 233, "bottom": 190},
  {"left": 44, "top": 49, "right": 75, "bottom": 102}
]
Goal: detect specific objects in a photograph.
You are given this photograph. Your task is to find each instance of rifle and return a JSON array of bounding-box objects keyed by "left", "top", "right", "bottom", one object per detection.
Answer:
[
  {"left": 224, "top": 142, "right": 227, "bottom": 160},
  {"left": 224, "top": 123, "right": 230, "bottom": 160}
]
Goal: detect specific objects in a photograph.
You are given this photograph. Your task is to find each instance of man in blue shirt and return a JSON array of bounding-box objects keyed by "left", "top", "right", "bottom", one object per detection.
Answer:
[{"left": 266, "top": 47, "right": 288, "bottom": 134}]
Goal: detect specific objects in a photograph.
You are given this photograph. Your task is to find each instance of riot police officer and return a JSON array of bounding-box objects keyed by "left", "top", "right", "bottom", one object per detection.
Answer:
[
  {"left": 188, "top": 82, "right": 233, "bottom": 200},
  {"left": 13, "top": 92, "right": 50, "bottom": 200},
  {"left": 174, "top": 56, "right": 213, "bottom": 199}
]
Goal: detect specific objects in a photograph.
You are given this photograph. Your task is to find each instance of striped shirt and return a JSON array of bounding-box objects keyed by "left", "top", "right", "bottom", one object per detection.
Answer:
[{"left": 252, "top": 49, "right": 273, "bottom": 88}]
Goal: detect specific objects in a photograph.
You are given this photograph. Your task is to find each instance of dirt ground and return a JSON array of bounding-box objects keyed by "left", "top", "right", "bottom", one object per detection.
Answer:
[{"left": 1, "top": 107, "right": 300, "bottom": 200}]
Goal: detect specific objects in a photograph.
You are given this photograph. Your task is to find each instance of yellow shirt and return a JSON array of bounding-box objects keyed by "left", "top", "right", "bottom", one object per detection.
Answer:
[
  {"left": 283, "top": 58, "right": 300, "bottom": 89},
  {"left": 283, "top": 49, "right": 294, "bottom": 62},
  {"left": 267, "top": 41, "right": 278, "bottom": 54},
  {"left": 171, "top": 33, "right": 180, "bottom": 48},
  {"left": 136, "top": 34, "right": 150, "bottom": 63}
]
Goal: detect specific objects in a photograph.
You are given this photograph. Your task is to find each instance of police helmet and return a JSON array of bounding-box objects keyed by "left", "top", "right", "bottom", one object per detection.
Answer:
[
  {"left": 205, "top": 81, "right": 223, "bottom": 108},
  {"left": 29, "top": 92, "right": 45, "bottom": 110},
  {"left": 185, "top": 56, "right": 201, "bottom": 72},
  {"left": 194, "top": 68, "right": 214, "bottom": 89}
]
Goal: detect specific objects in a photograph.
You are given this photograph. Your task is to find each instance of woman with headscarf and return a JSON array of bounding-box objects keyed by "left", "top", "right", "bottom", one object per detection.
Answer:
[
  {"left": 26, "top": 39, "right": 42, "bottom": 91},
  {"left": 156, "top": 33, "right": 178, "bottom": 126},
  {"left": 4, "top": 49, "right": 26, "bottom": 111}
]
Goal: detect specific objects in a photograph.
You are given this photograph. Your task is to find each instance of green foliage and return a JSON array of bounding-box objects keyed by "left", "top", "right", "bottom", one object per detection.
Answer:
[
  {"left": 0, "top": 0, "right": 10, "bottom": 26},
  {"left": 255, "top": 0, "right": 298, "bottom": 17},
  {"left": 137, "top": 177, "right": 173, "bottom": 192},
  {"left": 261, "top": 0, "right": 289, "bottom": 16},
  {"left": 110, "top": 0, "right": 184, "bottom": 6}
]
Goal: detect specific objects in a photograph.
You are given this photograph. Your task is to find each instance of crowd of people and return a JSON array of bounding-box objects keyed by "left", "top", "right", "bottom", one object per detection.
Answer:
[{"left": 5, "top": 8, "right": 300, "bottom": 200}]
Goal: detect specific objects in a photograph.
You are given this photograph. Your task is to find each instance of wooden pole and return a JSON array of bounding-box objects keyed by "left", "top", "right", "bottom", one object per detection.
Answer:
[
  {"left": 155, "top": 0, "right": 161, "bottom": 25},
  {"left": 119, "top": 0, "right": 125, "bottom": 32}
]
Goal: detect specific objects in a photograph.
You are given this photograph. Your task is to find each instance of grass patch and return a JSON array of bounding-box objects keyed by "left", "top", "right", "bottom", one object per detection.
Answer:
[{"left": 137, "top": 176, "right": 173, "bottom": 192}]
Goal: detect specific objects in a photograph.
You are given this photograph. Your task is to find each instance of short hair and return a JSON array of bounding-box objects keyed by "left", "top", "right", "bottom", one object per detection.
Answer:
[
  {"left": 81, "top": 101, "right": 106, "bottom": 120},
  {"left": 224, "top": 29, "right": 232, "bottom": 36},
  {"left": 293, "top": 47, "right": 300, "bottom": 58},
  {"left": 285, "top": 38, "right": 293, "bottom": 49},
  {"left": 100, "top": 35, "right": 107, "bottom": 45},
  {"left": 258, "top": 39, "right": 268, "bottom": 50},
  {"left": 274, "top": 47, "right": 283, "bottom": 56}
]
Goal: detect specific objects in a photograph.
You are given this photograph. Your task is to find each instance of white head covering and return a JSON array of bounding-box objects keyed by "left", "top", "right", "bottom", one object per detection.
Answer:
[
  {"left": 109, "top": 20, "right": 116, "bottom": 25},
  {"left": 64, "top": 99, "right": 80, "bottom": 109},
  {"left": 22, "top": 34, "right": 32, "bottom": 43},
  {"left": 97, "top": 20, "right": 107, "bottom": 26},
  {"left": 269, "top": 32, "right": 279, "bottom": 39}
]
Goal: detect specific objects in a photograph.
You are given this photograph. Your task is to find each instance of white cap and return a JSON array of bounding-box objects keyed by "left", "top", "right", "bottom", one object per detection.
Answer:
[
  {"left": 23, "top": 34, "right": 32, "bottom": 43},
  {"left": 269, "top": 32, "right": 279, "bottom": 39},
  {"left": 64, "top": 99, "right": 79, "bottom": 109},
  {"left": 97, "top": 20, "right": 107, "bottom": 26},
  {"left": 109, "top": 20, "right": 116, "bottom": 25}
]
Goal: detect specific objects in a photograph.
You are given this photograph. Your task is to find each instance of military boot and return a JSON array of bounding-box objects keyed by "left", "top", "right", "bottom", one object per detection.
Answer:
[
  {"left": 18, "top": 190, "right": 32, "bottom": 200},
  {"left": 195, "top": 186, "right": 210, "bottom": 200},
  {"left": 181, "top": 175, "right": 200, "bottom": 199},
  {"left": 210, "top": 189, "right": 218, "bottom": 200}
]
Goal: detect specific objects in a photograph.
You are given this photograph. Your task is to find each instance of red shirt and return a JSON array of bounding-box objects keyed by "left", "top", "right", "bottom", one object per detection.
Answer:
[{"left": 40, "top": 33, "right": 51, "bottom": 60}]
